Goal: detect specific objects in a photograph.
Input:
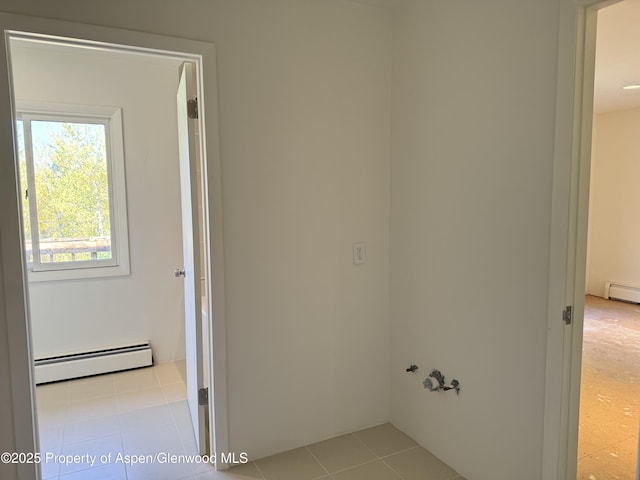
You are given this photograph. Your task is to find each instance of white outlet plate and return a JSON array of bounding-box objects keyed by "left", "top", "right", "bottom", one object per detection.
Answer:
[{"left": 353, "top": 242, "right": 366, "bottom": 265}]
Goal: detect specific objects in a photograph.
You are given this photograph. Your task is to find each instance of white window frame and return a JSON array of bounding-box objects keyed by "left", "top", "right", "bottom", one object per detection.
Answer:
[{"left": 16, "top": 101, "right": 130, "bottom": 282}]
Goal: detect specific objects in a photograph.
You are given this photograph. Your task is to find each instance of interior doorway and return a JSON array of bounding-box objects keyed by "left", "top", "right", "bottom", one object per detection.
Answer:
[
  {"left": 548, "top": 0, "right": 637, "bottom": 478},
  {"left": 577, "top": 1, "right": 640, "bottom": 479},
  {"left": 6, "top": 32, "right": 214, "bottom": 478},
  {"left": 0, "top": 14, "right": 227, "bottom": 478}
]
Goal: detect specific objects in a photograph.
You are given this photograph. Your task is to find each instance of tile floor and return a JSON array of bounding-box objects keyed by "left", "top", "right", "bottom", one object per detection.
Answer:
[
  {"left": 236, "top": 423, "right": 466, "bottom": 480},
  {"left": 577, "top": 295, "right": 640, "bottom": 480},
  {"left": 36, "top": 360, "right": 209, "bottom": 480},
  {"left": 36, "top": 362, "right": 464, "bottom": 480}
]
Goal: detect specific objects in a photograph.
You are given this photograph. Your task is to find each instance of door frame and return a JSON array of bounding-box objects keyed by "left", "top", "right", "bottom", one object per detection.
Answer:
[
  {"left": 0, "top": 12, "right": 228, "bottom": 479},
  {"left": 543, "top": 0, "right": 621, "bottom": 478}
]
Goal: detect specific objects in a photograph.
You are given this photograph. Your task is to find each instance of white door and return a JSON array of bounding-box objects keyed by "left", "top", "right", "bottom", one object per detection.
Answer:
[{"left": 176, "top": 61, "right": 206, "bottom": 453}]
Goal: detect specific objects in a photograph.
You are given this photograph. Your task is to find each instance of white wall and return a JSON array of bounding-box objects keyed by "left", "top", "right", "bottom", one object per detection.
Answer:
[
  {"left": 0, "top": 2, "right": 580, "bottom": 477},
  {"left": 11, "top": 43, "right": 186, "bottom": 363},
  {"left": 586, "top": 107, "right": 640, "bottom": 297},
  {"left": 390, "top": 2, "right": 559, "bottom": 479},
  {"left": 0, "top": 0, "right": 392, "bottom": 461}
]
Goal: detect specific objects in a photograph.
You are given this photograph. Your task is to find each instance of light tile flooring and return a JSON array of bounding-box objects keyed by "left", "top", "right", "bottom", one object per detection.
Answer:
[
  {"left": 36, "top": 360, "right": 207, "bottom": 480},
  {"left": 37, "top": 362, "right": 464, "bottom": 480},
  {"left": 237, "top": 424, "right": 466, "bottom": 480}
]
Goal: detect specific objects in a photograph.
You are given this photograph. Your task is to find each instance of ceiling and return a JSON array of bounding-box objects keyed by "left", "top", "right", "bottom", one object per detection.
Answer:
[{"left": 595, "top": 0, "right": 640, "bottom": 113}]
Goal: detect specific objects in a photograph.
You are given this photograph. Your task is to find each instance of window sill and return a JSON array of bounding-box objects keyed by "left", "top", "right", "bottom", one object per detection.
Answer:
[{"left": 27, "top": 263, "right": 130, "bottom": 283}]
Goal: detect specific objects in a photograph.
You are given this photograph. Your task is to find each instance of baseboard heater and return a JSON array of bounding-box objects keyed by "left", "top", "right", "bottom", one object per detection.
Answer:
[
  {"left": 34, "top": 342, "right": 152, "bottom": 384},
  {"left": 604, "top": 281, "right": 640, "bottom": 304}
]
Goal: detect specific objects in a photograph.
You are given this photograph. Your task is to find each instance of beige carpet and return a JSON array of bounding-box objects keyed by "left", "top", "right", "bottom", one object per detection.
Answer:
[{"left": 577, "top": 295, "right": 640, "bottom": 480}]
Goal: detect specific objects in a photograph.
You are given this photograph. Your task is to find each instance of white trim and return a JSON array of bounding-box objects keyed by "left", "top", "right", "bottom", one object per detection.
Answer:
[
  {"left": 544, "top": 1, "right": 621, "bottom": 479},
  {"left": 195, "top": 41, "right": 231, "bottom": 472},
  {"left": 17, "top": 100, "right": 121, "bottom": 119},
  {"left": 15, "top": 103, "right": 130, "bottom": 281},
  {"left": 0, "top": 13, "right": 228, "bottom": 479}
]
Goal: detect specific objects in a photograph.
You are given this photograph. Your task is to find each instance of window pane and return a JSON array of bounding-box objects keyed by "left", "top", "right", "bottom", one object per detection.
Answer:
[
  {"left": 16, "top": 120, "right": 33, "bottom": 264},
  {"left": 30, "top": 121, "right": 112, "bottom": 264}
]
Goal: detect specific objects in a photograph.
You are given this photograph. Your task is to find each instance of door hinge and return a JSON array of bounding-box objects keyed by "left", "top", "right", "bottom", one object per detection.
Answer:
[
  {"left": 563, "top": 305, "right": 573, "bottom": 325},
  {"left": 187, "top": 98, "right": 198, "bottom": 119},
  {"left": 198, "top": 387, "right": 208, "bottom": 405}
]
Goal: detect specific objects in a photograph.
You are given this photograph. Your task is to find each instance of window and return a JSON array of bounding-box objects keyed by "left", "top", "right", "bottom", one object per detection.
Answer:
[{"left": 16, "top": 102, "right": 129, "bottom": 281}]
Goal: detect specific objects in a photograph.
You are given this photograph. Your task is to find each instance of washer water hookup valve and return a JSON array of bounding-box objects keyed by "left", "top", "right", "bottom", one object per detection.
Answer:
[{"left": 423, "top": 369, "right": 461, "bottom": 395}]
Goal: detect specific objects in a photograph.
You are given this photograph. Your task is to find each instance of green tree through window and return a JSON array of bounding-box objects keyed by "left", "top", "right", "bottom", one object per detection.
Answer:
[{"left": 19, "top": 116, "right": 114, "bottom": 267}]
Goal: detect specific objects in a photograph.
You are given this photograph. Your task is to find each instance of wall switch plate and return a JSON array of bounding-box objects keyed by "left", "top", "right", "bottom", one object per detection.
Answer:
[{"left": 353, "top": 242, "right": 366, "bottom": 265}]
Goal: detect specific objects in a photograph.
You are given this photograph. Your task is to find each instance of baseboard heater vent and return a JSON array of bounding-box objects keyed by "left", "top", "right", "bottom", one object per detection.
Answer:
[
  {"left": 604, "top": 281, "right": 640, "bottom": 304},
  {"left": 34, "top": 342, "right": 152, "bottom": 384}
]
